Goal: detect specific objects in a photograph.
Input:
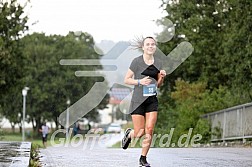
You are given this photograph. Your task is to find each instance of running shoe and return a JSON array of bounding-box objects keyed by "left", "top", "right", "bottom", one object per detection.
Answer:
[
  {"left": 122, "top": 128, "right": 132, "bottom": 149},
  {"left": 139, "top": 158, "right": 151, "bottom": 167}
]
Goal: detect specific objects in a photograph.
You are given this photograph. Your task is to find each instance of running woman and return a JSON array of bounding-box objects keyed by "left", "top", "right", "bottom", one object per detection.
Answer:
[{"left": 122, "top": 37, "right": 166, "bottom": 167}]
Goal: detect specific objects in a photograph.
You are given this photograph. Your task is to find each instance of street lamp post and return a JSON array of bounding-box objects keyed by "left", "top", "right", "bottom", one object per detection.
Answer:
[
  {"left": 22, "top": 86, "right": 29, "bottom": 141},
  {"left": 66, "top": 99, "right": 70, "bottom": 138}
]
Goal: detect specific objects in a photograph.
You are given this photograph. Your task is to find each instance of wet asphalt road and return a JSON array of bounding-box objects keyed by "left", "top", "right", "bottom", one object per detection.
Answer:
[{"left": 39, "top": 133, "right": 252, "bottom": 167}]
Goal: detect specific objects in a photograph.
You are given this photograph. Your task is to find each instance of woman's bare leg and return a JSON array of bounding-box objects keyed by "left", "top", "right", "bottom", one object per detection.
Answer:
[{"left": 141, "top": 111, "right": 157, "bottom": 156}]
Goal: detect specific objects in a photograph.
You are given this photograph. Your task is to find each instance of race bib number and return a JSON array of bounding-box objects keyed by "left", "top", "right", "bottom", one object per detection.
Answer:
[{"left": 143, "top": 84, "right": 157, "bottom": 96}]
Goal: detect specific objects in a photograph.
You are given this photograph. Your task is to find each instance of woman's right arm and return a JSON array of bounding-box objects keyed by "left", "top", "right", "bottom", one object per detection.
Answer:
[
  {"left": 124, "top": 69, "right": 138, "bottom": 85},
  {"left": 124, "top": 69, "right": 151, "bottom": 86}
]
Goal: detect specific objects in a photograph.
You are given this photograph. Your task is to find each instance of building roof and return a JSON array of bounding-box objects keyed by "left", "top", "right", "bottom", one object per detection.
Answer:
[{"left": 109, "top": 87, "right": 132, "bottom": 104}]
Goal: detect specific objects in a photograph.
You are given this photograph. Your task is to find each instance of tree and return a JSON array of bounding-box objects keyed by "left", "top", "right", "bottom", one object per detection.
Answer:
[
  {"left": 0, "top": 0, "right": 29, "bottom": 99},
  {"left": 154, "top": 0, "right": 252, "bottom": 144},
  {"left": 158, "top": 0, "right": 252, "bottom": 98},
  {"left": 155, "top": 79, "right": 243, "bottom": 145},
  {"left": 1, "top": 86, "right": 23, "bottom": 133},
  {"left": 221, "top": 0, "right": 252, "bottom": 100},
  {"left": 158, "top": 1, "right": 231, "bottom": 89},
  {"left": 19, "top": 32, "right": 109, "bottom": 133}
]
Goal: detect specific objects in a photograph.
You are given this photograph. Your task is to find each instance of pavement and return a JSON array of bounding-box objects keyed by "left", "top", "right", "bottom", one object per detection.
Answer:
[
  {"left": 0, "top": 141, "right": 31, "bottom": 167},
  {"left": 39, "top": 133, "right": 252, "bottom": 167}
]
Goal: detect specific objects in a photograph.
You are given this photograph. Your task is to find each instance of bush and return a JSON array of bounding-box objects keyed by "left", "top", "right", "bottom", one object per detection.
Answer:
[
  {"left": 0, "top": 127, "right": 5, "bottom": 140},
  {"left": 193, "top": 119, "right": 211, "bottom": 143},
  {"left": 29, "top": 143, "right": 41, "bottom": 167}
]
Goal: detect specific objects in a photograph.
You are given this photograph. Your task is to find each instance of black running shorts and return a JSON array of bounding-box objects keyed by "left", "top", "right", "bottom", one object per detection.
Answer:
[{"left": 130, "top": 96, "right": 158, "bottom": 116}]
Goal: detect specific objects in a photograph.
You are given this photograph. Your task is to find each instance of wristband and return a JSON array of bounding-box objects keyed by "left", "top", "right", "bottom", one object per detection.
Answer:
[{"left": 138, "top": 79, "right": 140, "bottom": 86}]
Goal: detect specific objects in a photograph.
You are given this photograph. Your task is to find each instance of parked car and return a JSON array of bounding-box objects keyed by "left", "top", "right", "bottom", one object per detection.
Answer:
[{"left": 106, "top": 123, "right": 121, "bottom": 133}]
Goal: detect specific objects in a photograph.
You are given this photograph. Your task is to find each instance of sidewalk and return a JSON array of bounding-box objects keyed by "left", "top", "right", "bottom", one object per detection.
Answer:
[
  {"left": 39, "top": 134, "right": 252, "bottom": 167},
  {"left": 0, "top": 142, "right": 31, "bottom": 167}
]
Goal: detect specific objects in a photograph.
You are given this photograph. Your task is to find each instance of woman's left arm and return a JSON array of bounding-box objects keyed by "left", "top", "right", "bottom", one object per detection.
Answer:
[{"left": 157, "top": 70, "right": 166, "bottom": 88}]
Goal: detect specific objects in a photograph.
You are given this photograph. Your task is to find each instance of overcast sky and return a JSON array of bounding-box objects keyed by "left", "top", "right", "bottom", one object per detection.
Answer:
[{"left": 25, "top": 0, "right": 167, "bottom": 42}]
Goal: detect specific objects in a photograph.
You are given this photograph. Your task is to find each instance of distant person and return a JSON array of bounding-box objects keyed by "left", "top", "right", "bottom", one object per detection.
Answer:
[
  {"left": 73, "top": 122, "right": 80, "bottom": 136},
  {"left": 39, "top": 122, "right": 50, "bottom": 148}
]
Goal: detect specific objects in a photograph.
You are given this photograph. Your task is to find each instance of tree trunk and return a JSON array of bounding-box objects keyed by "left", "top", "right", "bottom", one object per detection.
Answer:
[
  {"left": 35, "top": 117, "right": 41, "bottom": 137},
  {"left": 54, "top": 117, "right": 59, "bottom": 130},
  {"left": 32, "top": 118, "right": 36, "bottom": 132},
  {"left": 18, "top": 123, "right": 22, "bottom": 133},
  {"left": 11, "top": 123, "right": 15, "bottom": 133}
]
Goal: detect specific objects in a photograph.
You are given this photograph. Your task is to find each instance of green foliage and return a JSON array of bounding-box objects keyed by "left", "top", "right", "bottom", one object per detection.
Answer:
[
  {"left": 1, "top": 86, "right": 23, "bottom": 129},
  {"left": 0, "top": 114, "right": 3, "bottom": 140},
  {"left": 169, "top": 80, "right": 206, "bottom": 143},
  {"left": 0, "top": 128, "right": 4, "bottom": 140},
  {"left": 156, "top": 79, "right": 245, "bottom": 144},
  {"left": 221, "top": 0, "right": 252, "bottom": 100},
  {"left": 158, "top": 0, "right": 252, "bottom": 99},
  {"left": 1, "top": 31, "right": 110, "bottom": 133},
  {"left": 193, "top": 119, "right": 211, "bottom": 143},
  {"left": 29, "top": 143, "right": 41, "bottom": 167},
  {"left": 0, "top": 0, "right": 29, "bottom": 134},
  {"left": 212, "top": 121, "right": 222, "bottom": 139},
  {"left": 156, "top": 104, "right": 177, "bottom": 134},
  {"left": 19, "top": 32, "right": 109, "bottom": 131},
  {"left": 0, "top": 0, "right": 29, "bottom": 98},
  {"left": 154, "top": 0, "right": 252, "bottom": 145}
]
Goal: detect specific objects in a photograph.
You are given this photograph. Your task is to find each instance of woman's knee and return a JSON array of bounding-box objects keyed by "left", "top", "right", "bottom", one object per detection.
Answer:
[
  {"left": 145, "top": 126, "right": 154, "bottom": 134},
  {"left": 134, "top": 128, "right": 145, "bottom": 138}
]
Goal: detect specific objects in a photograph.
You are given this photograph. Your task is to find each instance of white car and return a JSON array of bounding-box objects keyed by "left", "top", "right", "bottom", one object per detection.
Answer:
[{"left": 106, "top": 123, "right": 121, "bottom": 133}]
